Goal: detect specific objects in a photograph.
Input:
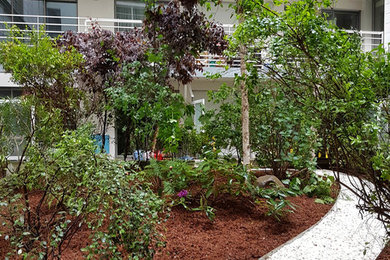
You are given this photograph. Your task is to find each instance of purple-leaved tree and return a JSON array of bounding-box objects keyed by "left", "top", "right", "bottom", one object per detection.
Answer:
[{"left": 58, "top": 0, "right": 227, "bottom": 152}]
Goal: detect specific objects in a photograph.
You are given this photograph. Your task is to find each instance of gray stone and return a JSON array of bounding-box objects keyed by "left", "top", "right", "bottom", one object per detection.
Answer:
[{"left": 255, "top": 175, "right": 284, "bottom": 188}]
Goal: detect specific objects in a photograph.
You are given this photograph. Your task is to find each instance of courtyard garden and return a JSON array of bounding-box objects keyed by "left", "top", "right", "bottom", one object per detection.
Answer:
[{"left": 0, "top": 0, "right": 390, "bottom": 259}]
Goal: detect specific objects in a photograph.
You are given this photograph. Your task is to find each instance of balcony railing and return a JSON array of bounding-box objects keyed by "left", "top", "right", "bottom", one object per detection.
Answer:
[{"left": 0, "top": 13, "right": 385, "bottom": 69}]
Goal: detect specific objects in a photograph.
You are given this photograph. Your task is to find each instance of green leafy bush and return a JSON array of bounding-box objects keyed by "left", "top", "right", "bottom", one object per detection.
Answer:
[
  {"left": 265, "top": 198, "right": 296, "bottom": 221},
  {"left": 0, "top": 100, "right": 163, "bottom": 259},
  {"left": 250, "top": 80, "right": 319, "bottom": 179},
  {"left": 283, "top": 173, "right": 335, "bottom": 204},
  {"left": 202, "top": 79, "right": 318, "bottom": 178},
  {"left": 302, "top": 174, "right": 335, "bottom": 204},
  {"left": 145, "top": 159, "right": 197, "bottom": 196},
  {"left": 144, "top": 154, "right": 253, "bottom": 221}
]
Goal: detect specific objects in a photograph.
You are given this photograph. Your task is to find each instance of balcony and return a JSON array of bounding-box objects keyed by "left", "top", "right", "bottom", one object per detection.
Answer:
[{"left": 0, "top": 13, "right": 384, "bottom": 71}]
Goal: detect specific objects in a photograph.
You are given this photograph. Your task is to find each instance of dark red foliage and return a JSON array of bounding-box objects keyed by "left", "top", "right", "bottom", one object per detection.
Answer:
[
  {"left": 58, "top": 0, "right": 227, "bottom": 87},
  {"left": 145, "top": 0, "right": 228, "bottom": 84},
  {"left": 58, "top": 25, "right": 149, "bottom": 94}
]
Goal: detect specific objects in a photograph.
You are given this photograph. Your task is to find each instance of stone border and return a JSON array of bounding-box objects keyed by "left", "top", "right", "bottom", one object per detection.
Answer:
[
  {"left": 260, "top": 169, "right": 387, "bottom": 260},
  {"left": 260, "top": 170, "right": 342, "bottom": 260}
]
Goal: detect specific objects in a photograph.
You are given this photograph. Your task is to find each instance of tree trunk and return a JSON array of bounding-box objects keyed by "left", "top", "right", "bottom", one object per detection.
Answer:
[
  {"left": 151, "top": 125, "right": 159, "bottom": 155},
  {"left": 237, "top": 1, "right": 250, "bottom": 166},
  {"left": 101, "top": 108, "right": 108, "bottom": 153}
]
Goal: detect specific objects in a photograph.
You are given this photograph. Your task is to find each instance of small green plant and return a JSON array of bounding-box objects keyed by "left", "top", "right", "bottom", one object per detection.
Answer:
[
  {"left": 145, "top": 159, "right": 197, "bottom": 196},
  {"left": 252, "top": 184, "right": 298, "bottom": 221},
  {"left": 266, "top": 198, "right": 296, "bottom": 221},
  {"left": 302, "top": 173, "right": 335, "bottom": 204},
  {"left": 144, "top": 149, "right": 253, "bottom": 221},
  {"left": 192, "top": 195, "right": 216, "bottom": 221}
]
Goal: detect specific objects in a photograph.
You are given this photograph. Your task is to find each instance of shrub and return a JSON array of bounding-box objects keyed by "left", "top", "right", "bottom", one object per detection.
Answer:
[
  {"left": 0, "top": 100, "right": 163, "bottom": 259},
  {"left": 144, "top": 155, "right": 253, "bottom": 221}
]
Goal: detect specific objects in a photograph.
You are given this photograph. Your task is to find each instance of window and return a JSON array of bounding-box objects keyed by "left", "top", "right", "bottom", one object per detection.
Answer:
[
  {"left": 115, "top": 0, "right": 145, "bottom": 30},
  {"left": 0, "top": 87, "right": 22, "bottom": 98},
  {"left": 46, "top": 1, "right": 77, "bottom": 37},
  {"left": 373, "top": 0, "right": 384, "bottom": 31},
  {"left": 323, "top": 10, "right": 361, "bottom": 30},
  {"left": 0, "top": 0, "right": 44, "bottom": 31},
  {"left": 0, "top": 0, "right": 77, "bottom": 38}
]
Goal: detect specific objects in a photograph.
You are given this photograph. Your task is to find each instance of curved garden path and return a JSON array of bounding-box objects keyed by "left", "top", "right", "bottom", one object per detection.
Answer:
[{"left": 261, "top": 169, "right": 387, "bottom": 260}]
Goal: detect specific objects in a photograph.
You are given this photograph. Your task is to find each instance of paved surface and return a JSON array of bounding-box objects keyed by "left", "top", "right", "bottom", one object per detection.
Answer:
[{"left": 261, "top": 170, "right": 387, "bottom": 260}]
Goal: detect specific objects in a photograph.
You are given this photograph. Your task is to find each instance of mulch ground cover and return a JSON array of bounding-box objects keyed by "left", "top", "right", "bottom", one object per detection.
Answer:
[
  {"left": 377, "top": 244, "right": 390, "bottom": 260},
  {"left": 154, "top": 193, "right": 334, "bottom": 259},
  {"left": 1, "top": 187, "right": 338, "bottom": 259}
]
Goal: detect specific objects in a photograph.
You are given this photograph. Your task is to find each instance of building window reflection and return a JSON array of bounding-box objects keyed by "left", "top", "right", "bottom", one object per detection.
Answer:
[
  {"left": 373, "top": 0, "right": 384, "bottom": 31},
  {"left": 115, "top": 0, "right": 145, "bottom": 30},
  {"left": 323, "top": 9, "right": 361, "bottom": 30},
  {"left": 0, "top": 0, "right": 77, "bottom": 38}
]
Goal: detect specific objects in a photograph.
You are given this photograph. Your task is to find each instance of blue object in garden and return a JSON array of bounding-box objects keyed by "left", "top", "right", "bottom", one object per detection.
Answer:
[
  {"left": 179, "top": 155, "right": 194, "bottom": 161},
  {"left": 93, "top": 135, "right": 110, "bottom": 154},
  {"left": 133, "top": 150, "right": 145, "bottom": 161}
]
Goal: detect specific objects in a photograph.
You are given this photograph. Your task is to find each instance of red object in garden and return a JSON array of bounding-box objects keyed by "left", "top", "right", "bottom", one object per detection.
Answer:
[{"left": 154, "top": 150, "right": 163, "bottom": 161}]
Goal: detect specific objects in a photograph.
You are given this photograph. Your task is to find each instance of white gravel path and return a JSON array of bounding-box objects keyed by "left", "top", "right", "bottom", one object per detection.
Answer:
[{"left": 261, "top": 169, "right": 388, "bottom": 260}]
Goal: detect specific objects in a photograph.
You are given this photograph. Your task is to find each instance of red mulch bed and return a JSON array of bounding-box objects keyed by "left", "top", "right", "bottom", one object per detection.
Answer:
[
  {"left": 1, "top": 190, "right": 337, "bottom": 259},
  {"left": 154, "top": 194, "right": 334, "bottom": 259},
  {"left": 377, "top": 244, "right": 390, "bottom": 260}
]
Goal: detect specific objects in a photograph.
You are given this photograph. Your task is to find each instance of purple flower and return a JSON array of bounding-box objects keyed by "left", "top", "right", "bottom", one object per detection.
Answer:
[{"left": 177, "top": 189, "right": 188, "bottom": 198}]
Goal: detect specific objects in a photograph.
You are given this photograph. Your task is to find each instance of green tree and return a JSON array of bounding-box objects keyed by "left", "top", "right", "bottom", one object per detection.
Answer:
[
  {"left": 0, "top": 27, "right": 83, "bottom": 129},
  {"left": 235, "top": 0, "right": 390, "bottom": 231},
  {"left": 106, "top": 62, "right": 192, "bottom": 160}
]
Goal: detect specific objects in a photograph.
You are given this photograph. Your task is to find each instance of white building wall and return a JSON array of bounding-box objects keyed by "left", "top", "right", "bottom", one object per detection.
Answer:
[
  {"left": 329, "top": 0, "right": 373, "bottom": 30},
  {"left": 0, "top": 73, "right": 18, "bottom": 87},
  {"left": 78, "top": 0, "right": 115, "bottom": 18},
  {"left": 202, "top": 2, "right": 236, "bottom": 24},
  {"left": 202, "top": 0, "right": 284, "bottom": 25},
  {"left": 385, "top": 0, "right": 390, "bottom": 49},
  {"left": 190, "top": 78, "right": 234, "bottom": 111}
]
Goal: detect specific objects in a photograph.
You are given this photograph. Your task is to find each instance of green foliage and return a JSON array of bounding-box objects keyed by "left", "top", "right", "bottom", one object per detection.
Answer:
[
  {"left": 176, "top": 129, "right": 209, "bottom": 158},
  {"left": 285, "top": 173, "right": 335, "bottom": 204},
  {"left": 144, "top": 154, "right": 253, "bottom": 221},
  {"left": 225, "top": 0, "right": 390, "bottom": 228},
  {"left": 0, "top": 99, "right": 32, "bottom": 175},
  {"left": 250, "top": 80, "right": 319, "bottom": 179},
  {"left": 145, "top": 159, "right": 196, "bottom": 196},
  {"left": 145, "top": 149, "right": 305, "bottom": 221},
  {"left": 107, "top": 62, "right": 191, "bottom": 158},
  {"left": 266, "top": 198, "right": 296, "bottom": 221},
  {"left": 203, "top": 77, "right": 318, "bottom": 176},
  {"left": 0, "top": 99, "right": 163, "bottom": 259},
  {"left": 302, "top": 174, "right": 334, "bottom": 198},
  {"left": 251, "top": 180, "right": 298, "bottom": 221},
  {"left": 201, "top": 83, "right": 243, "bottom": 161},
  {"left": 0, "top": 27, "right": 84, "bottom": 129}
]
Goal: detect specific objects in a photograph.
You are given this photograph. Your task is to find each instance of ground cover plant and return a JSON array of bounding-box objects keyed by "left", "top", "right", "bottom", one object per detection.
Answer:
[{"left": 143, "top": 147, "right": 335, "bottom": 222}]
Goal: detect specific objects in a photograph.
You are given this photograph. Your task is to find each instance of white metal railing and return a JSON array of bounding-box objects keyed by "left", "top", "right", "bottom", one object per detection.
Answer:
[
  {"left": 345, "top": 30, "right": 384, "bottom": 52},
  {"left": 0, "top": 13, "right": 82, "bottom": 37},
  {"left": 0, "top": 14, "right": 385, "bottom": 69}
]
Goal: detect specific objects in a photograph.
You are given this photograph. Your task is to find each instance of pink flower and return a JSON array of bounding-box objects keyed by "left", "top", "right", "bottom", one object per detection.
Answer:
[{"left": 177, "top": 190, "right": 188, "bottom": 198}]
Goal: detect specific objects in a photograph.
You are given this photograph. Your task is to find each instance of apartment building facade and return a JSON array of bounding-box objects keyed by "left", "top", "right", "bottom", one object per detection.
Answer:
[{"left": 0, "top": 0, "right": 388, "bottom": 158}]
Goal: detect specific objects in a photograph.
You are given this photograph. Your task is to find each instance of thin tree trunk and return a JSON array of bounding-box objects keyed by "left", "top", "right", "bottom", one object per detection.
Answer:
[
  {"left": 151, "top": 125, "right": 159, "bottom": 155},
  {"left": 101, "top": 108, "right": 108, "bottom": 153},
  {"left": 237, "top": 2, "right": 250, "bottom": 166}
]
